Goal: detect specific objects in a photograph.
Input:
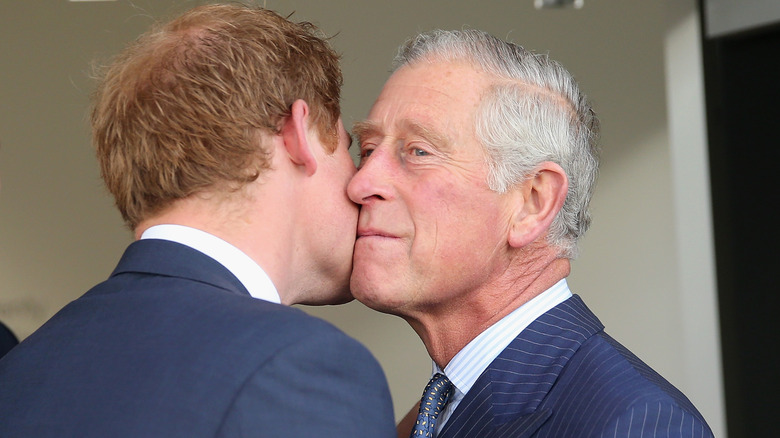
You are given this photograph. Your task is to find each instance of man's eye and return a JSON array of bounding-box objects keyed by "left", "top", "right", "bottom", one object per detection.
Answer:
[
  {"left": 361, "top": 148, "right": 374, "bottom": 159},
  {"left": 412, "top": 148, "right": 429, "bottom": 156}
]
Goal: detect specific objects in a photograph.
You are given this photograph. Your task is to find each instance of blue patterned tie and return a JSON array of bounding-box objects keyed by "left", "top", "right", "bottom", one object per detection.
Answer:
[{"left": 410, "top": 373, "right": 454, "bottom": 438}]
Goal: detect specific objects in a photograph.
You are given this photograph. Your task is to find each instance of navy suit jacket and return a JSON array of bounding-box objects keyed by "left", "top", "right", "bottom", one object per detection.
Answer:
[
  {"left": 0, "top": 239, "right": 396, "bottom": 437},
  {"left": 438, "top": 295, "right": 714, "bottom": 438}
]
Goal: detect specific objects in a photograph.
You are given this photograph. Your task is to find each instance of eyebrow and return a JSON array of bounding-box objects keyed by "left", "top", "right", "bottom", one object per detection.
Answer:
[
  {"left": 352, "top": 120, "right": 381, "bottom": 145},
  {"left": 401, "top": 120, "right": 451, "bottom": 150},
  {"left": 352, "top": 119, "right": 452, "bottom": 151}
]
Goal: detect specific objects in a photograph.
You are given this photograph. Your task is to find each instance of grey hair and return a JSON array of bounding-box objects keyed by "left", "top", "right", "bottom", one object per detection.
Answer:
[{"left": 392, "top": 29, "right": 600, "bottom": 259}]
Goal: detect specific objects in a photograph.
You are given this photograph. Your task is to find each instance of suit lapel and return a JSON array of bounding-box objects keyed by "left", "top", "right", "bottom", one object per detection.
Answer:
[
  {"left": 110, "top": 239, "right": 250, "bottom": 297},
  {"left": 439, "top": 295, "right": 603, "bottom": 438}
]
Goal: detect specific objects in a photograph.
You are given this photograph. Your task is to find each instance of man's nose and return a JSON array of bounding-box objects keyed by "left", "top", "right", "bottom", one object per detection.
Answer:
[{"left": 347, "top": 149, "right": 394, "bottom": 205}]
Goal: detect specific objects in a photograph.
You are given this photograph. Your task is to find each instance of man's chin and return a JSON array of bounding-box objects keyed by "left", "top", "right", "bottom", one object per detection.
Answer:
[
  {"left": 324, "top": 293, "right": 355, "bottom": 306},
  {"left": 349, "top": 286, "right": 406, "bottom": 316},
  {"left": 296, "top": 286, "right": 354, "bottom": 306}
]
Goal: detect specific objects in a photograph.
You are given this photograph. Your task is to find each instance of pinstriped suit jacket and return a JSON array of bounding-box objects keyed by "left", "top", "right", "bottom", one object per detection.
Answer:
[{"left": 438, "top": 295, "right": 714, "bottom": 438}]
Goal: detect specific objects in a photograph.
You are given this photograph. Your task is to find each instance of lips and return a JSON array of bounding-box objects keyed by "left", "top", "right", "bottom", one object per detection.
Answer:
[{"left": 356, "top": 228, "right": 397, "bottom": 239}]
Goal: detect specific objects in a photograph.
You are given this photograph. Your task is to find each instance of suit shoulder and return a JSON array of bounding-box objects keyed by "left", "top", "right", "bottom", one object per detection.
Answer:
[
  {"left": 543, "top": 331, "right": 712, "bottom": 435},
  {"left": 596, "top": 397, "right": 714, "bottom": 437},
  {"left": 217, "top": 309, "right": 395, "bottom": 437}
]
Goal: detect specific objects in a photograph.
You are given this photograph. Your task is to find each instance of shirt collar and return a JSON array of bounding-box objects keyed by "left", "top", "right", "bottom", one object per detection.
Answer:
[
  {"left": 140, "top": 224, "right": 281, "bottom": 304},
  {"left": 433, "top": 279, "right": 573, "bottom": 431}
]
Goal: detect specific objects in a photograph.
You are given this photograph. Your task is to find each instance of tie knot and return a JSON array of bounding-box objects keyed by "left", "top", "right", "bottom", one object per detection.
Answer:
[{"left": 420, "top": 373, "right": 453, "bottom": 417}]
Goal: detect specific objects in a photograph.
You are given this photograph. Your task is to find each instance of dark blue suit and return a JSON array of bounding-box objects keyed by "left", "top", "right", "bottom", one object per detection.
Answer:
[
  {"left": 0, "top": 239, "right": 396, "bottom": 437},
  {"left": 439, "top": 295, "right": 713, "bottom": 438}
]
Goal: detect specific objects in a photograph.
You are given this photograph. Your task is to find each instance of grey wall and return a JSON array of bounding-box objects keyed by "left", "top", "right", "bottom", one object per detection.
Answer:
[{"left": 0, "top": 1, "right": 725, "bottom": 435}]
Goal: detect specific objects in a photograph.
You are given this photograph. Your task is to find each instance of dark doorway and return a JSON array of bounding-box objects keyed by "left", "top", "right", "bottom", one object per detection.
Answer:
[{"left": 699, "top": 6, "right": 780, "bottom": 437}]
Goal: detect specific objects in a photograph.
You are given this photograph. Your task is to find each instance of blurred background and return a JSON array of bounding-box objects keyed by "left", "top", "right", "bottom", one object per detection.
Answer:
[{"left": 3, "top": 1, "right": 779, "bottom": 436}]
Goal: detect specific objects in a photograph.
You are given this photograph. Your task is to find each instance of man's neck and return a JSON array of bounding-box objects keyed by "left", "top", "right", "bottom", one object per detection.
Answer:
[
  {"left": 134, "top": 191, "right": 296, "bottom": 303},
  {"left": 409, "top": 256, "right": 571, "bottom": 369}
]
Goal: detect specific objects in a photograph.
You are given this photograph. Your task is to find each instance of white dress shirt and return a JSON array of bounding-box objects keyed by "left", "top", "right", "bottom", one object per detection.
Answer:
[
  {"left": 140, "top": 224, "right": 281, "bottom": 304},
  {"left": 433, "top": 279, "right": 573, "bottom": 433}
]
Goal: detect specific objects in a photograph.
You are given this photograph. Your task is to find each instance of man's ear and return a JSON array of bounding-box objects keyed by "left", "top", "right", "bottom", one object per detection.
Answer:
[
  {"left": 280, "top": 99, "right": 318, "bottom": 176},
  {"left": 508, "top": 162, "right": 569, "bottom": 248}
]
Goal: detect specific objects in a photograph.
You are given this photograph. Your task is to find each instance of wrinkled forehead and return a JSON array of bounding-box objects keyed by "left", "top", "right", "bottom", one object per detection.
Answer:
[
  {"left": 366, "top": 61, "right": 491, "bottom": 131},
  {"left": 387, "top": 60, "right": 492, "bottom": 98}
]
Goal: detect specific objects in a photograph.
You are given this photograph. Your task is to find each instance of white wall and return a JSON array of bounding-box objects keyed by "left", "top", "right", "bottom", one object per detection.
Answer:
[
  {"left": 0, "top": 1, "right": 725, "bottom": 435},
  {"left": 664, "top": 2, "right": 726, "bottom": 435}
]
